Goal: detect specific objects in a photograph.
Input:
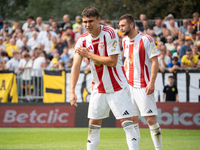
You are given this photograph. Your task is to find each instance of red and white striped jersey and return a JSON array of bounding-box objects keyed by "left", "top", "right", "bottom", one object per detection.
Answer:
[
  {"left": 75, "top": 25, "right": 128, "bottom": 93},
  {"left": 123, "top": 32, "right": 159, "bottom": 88}
]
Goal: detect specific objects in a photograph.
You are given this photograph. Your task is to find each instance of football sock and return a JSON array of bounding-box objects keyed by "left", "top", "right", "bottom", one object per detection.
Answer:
[
  {"left": 87, "top": 124, "right": 101, "bottom": 150},
  {"left": 133, "top": 123, "right": 140, "bottom": 147},
  {"left": 149, "top": 123, "right": 162, "bottom": 150},
  {"left": 122, "top": 120, "right": 139, "bottom": 150}
]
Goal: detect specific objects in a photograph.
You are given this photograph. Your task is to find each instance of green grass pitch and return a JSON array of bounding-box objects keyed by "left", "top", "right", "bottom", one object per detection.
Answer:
[{"left": 0, "top": 128, "right": 199, "bottom": 150}]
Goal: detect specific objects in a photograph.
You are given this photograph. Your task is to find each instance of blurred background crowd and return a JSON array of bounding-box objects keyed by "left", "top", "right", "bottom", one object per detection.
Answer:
[{"left": 0, "top": 12, "right": 200, "bottom": 75}]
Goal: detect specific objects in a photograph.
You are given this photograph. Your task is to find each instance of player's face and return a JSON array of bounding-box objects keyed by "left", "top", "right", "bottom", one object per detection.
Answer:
[
  {"left": 82, "top": 16, "right": 100, "bottom": 36},
  {"left": 119, "top": 19, "right": 131, "bottom": 36}
]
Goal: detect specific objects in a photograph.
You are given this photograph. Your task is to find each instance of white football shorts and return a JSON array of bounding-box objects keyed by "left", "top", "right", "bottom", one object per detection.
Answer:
[
  {"left": 129, "top": 86, "right": 158, "bottom": 116},
  {"left": 88, "top": 86, "right": 134, "bottom": 120}
]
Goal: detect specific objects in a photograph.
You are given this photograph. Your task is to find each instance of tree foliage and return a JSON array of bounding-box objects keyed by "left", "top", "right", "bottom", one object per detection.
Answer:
[{"left": 0, "top": 0, "right": 199, "bottom": 21}]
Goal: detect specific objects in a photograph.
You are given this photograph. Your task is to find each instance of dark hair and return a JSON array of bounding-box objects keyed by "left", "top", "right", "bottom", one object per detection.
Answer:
[
  {"left": 119, "top": 14, "right": 134, "bottom": 24},
  {"left": 168, "top": 76, "right": 174, "bottom": 79},
  {"left": 81, "top": 6, "right": 99, "bottom": 18},
  {"left": 1, "top": 51, "right": 8, "bottom": 56},
  {"left": 172, "top": 56, "right": 178, "bottom": 61},
  {"left": 27, "top": 16, "right": 34, "bottom": 20},
  {"left": 24, "top": 53, "right": 30, "bottom": 58},
  {"left": 186, "top": 49, "right": 192, "bottom": 52}
]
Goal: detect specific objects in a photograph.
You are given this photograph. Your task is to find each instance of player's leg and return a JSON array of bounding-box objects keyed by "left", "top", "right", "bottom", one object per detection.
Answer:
[
  {"left": 131, "top": 116, "right": 140, "bottom": 146},
  {"left": 145, "top": 115, "right": 162, "bottom": 150},
  {"left": 107, "top": 87, "right": 139, "bottom": 150},
  {"left": 87, "top": 119, "right": 102, "bottom": 150},
  {"left": 121, "top": 118, "right": 139, "bottom": 150},
  {"left": 87, "top": 91, "right": 110, "bottom": 150},
  {"left": 134, "top": 88, "right": 162, "bottom": 150},
  {"left": 130, "top": 86, "right": 141, "bottom": 146}
]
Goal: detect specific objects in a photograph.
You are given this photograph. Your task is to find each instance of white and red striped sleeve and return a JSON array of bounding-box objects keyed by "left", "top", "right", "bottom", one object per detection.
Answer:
[{"left": 143, "top": 36, "right": 159, "bottom": 59}]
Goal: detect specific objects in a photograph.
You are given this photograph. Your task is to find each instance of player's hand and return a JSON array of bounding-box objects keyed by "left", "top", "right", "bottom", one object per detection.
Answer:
[
  {"left": 145, "top": 81, "right": 154, "bottom": 95},
  {"left": 76, "top": 47, "right": 90, "bottom": 58},
  {"left": 70, "top": 92, "right": 78, "bottom": 107}
]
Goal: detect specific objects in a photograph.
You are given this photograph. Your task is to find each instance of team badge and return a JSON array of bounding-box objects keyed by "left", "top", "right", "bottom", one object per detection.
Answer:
[
  {"left": 172, "top": 88, "right": 175, "bottom": 92},
  {"left": 98, "top": 42, "right": 104, "bottom": 49}
]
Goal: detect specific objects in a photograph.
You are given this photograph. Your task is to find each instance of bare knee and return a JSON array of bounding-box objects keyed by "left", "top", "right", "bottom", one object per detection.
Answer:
[
  {"left": 131, "top": 116, "right": 139, "bottom": 124},
  {"left": 144, "top": 116, "right": 157, "bottom": 126},
  {"left": 120, "top": 117, "right": 132, "bottom": 123},
  {"left": 89, "top": 119, "right": 102, "bottom": 126}
]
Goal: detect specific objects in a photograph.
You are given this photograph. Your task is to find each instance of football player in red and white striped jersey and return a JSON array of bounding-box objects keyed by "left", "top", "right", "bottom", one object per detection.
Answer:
[
  {"left": 119, "top": 14, "right": 162, "bottom": 150},
  {"left": 70, "top": 7, "right": 139, "bottom": 150}
]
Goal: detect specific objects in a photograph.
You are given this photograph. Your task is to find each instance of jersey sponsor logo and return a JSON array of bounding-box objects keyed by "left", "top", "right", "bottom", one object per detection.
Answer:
[
  {"left": 92, "top": 41, "right": 99, "bottom": 45},
  {"left": 112, "top": 40, "right": 117, "bottom": 48},
  {"left": 129, "top": 53, "right": 134, "bottom": 65},
  {"left": 111, "top": 49, "right": 116, "bottom": 52}
]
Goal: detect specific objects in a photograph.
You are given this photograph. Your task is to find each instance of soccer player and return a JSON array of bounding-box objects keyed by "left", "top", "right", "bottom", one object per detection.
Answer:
[
  {"left": 119, "top": 14, "right": 162, "bottom": 150},
  {"left": 70, "top": 7, "right": 139, "bottom": 150}
]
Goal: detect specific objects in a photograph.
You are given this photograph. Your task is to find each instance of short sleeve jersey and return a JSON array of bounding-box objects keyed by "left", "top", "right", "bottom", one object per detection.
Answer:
[
  {"left": 75, "top": 25, "right": 128, "bottom": 93},
  {"left": 123, "top": 33, "right": 159, "bottom": 88}
]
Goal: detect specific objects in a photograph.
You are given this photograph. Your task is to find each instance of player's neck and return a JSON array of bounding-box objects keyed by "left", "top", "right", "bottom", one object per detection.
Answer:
[
  {"left": 128, "top": 29, "right": 138, "bottom": 39},
  {"left": 91, "top": 25, "right": 101, "bottom": 38},
  {"left": 168, "top": 83, "right": 173, "bottom": 87}
]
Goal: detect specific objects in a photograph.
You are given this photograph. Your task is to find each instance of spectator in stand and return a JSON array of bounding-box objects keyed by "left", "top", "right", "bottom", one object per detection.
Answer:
[
  {"left": 18, "top": 53, "right": 33, "bottom": 101},
  {"left": 0, "top": 21, "right": 12, "bottom": 36},
  {"left": 73, "top": 16, "right": 86, "bottom": 34},
  {"left": 42, "top": 32, "right": 52, "bottom": 54},
  {"left": 3, "top": 33, "right": 11, "bottom": 47},
  {"left": 73, "top": 16, "right": 82, "bottom": 29},
  {"left": 48, "top": 16, "right": 55, "bottom": 28},
  {"left": 181, "top": 49, "right": 198, "bottom": 68},
  {"left": 62, "top": 26, "right": 75, "bottom": 41},
  {"left": 47, "top": 48, "right": 58, "bottom": 61},
  {"left": 37, "top": 24, "right": 58, "bottom": 41},
  {"left": 167, "top": 56, "right": 180, "bottom": 73},
  {"left": 137, "top": 14, "right": 147, "bottom": 28},
  {"left": 0, "top": 51, "right": 9, "bottom": 65},
  {"left": 27, "top": 31, "right": 39, "bottom": 51},
  {"left": 157, "top": 41, "right": 164, "bottom": 50},
  {"left": 139, "top": 19, "right": 149, "bottom": 33},
  {"left": 179, "top": 36, "right": 193, "bottom": 62},
  {"left": 5, "top": 51, "right": 19, "bottom": 74},
  {"left": 58, "top": 61, "right": 65, "bottom": 70},
  {"left": 158, "top": 45, "right": 171, "bottom": 72},
  {"left": 0, "top": 36, "right": 6, "bottom": 50},
  {"left": 16, "top": 32, "right": 24, "bottom": 48},
  {"left": 20, "top": 37, "right": 31, "bottom": 51},
  {"left": 75, "top": 25, "right": 83, "bottom": 41},
  {"left": 165, "top": 35, "right": 175, "bottom": 53},
  {"left": 168, "top": 20, "right": 179, "bottom": 39},
  {"left": 6, "top": 38, "right": 18, "bottom": 57},
  {"left": 160, "top": 28, "right": 171, "bottom": 44},
  {"left": 36, "top": 17, "right": 45, "bottom": 32},
  {"left": 61, "top": 14, "right": 72, "bottom": 30},
  {"left": 0, "top": 15, "right": 4, "bottom": 30},
  {"left": 153, "top": 18, "right": 163, "bottom": 37},
  {"left": 178, "top": 19, "right": 189, "bottom": 39},
  {"left": 60, "top": 46, "right": 71, "bottom": 68},
  {"left": 162, "top": 76, "right": 178, "bottom": 102},
  {"left": 54, "top": 37, "right": 66, "bottom": 55},
  {"left": 22, "top": 16, "right": 34, "bottom": 32},
  {"left": 48, "top": 53, "right": 60, "bottom": 69},
  {"left": 51, "top": 36, "right": 57, "bottom": 50},
  {"left": 100, "top": 17, "right": 106, "bottom": 26},
  {"left": 190, "top": 12, "right": 199, "bottom": 29},
  {"left": 25, "top": 24, "right": 38, "bottom": 40},
  {"left": 51, "top": 21, "right": 61, "bottom": 36},
  {"left": 185, "top": 24, "right": 194, "bottom": 38},
  {"left": 191, "top": 45, "right": 199, "bottom": 57},
  {"left": 163, "top": 14, "right": 178, "bottom": 27}
]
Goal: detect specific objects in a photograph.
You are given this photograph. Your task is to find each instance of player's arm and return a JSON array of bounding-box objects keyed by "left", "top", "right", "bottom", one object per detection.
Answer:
[
  {"left": 176, "top": 94, "right": 179, "bottom": 102},
  {"left": 145, "top": 56, "right": 159, "bottom": 95},
  {"left": 70, "top": 52, "right": 83, "bottom": 107},
  {"left": 76, "top": 46, "right": 118, "bottom": 67},
  {"left": 162, "top": 92, "right": 165, "bottom": 102},
  {"left": 124, "top": 58, "right": 127, "bottom": 72}
]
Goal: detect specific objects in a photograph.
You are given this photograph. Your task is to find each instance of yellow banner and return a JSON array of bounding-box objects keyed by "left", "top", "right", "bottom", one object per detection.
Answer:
[{"left": 0, "top": 71, "right": 18, "bottom": 102}]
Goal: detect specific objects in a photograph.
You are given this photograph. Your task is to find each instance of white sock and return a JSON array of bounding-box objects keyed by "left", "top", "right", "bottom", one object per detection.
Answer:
[
  {"left": 133, "top": 123, "right": 140, "bottom": 147},
  {"left": 87, "top": 124, "right": 101, "bottom": 150},
  {"left": 149, "top": 123, "right": 162, "bottom": 150},
  {"left": 122, "top": 120, "right": 139, "bottom": 150}
]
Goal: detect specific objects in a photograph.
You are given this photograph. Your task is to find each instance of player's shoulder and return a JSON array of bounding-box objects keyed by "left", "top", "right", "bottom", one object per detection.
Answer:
[
  {"left": 76, "top": 32, "right": 89, "bottom": 41},
  {"left": 102, "top": 25, "right": 116, "bottom": 39},
  {"left": 139, "top": 32, "right": 154, "bottom": 43},
  {"left": 122, "top": 36, "right": 129, "bottom": 42}
]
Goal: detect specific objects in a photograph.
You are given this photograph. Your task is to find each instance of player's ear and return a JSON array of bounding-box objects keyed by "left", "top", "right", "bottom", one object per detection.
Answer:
[
  {"left": 130, "top": 22, "right": 134, "bottom": 29},
  {"left": 98, "top": 17, "right": 100, "bottom": 22}
]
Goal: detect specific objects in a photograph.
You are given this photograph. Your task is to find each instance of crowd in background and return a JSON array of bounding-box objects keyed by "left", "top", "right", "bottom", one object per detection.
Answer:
[{"left": 0, "top": 12, "right": 200, "bottom": 76}]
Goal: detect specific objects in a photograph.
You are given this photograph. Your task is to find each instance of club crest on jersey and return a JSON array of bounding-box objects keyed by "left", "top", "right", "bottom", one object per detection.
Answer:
[
  {"left": 134, "top": 44, "right": 139, "bottom": 50},
  {"left": 98, "top": 42, "right": 104, "bottom": 49}
]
